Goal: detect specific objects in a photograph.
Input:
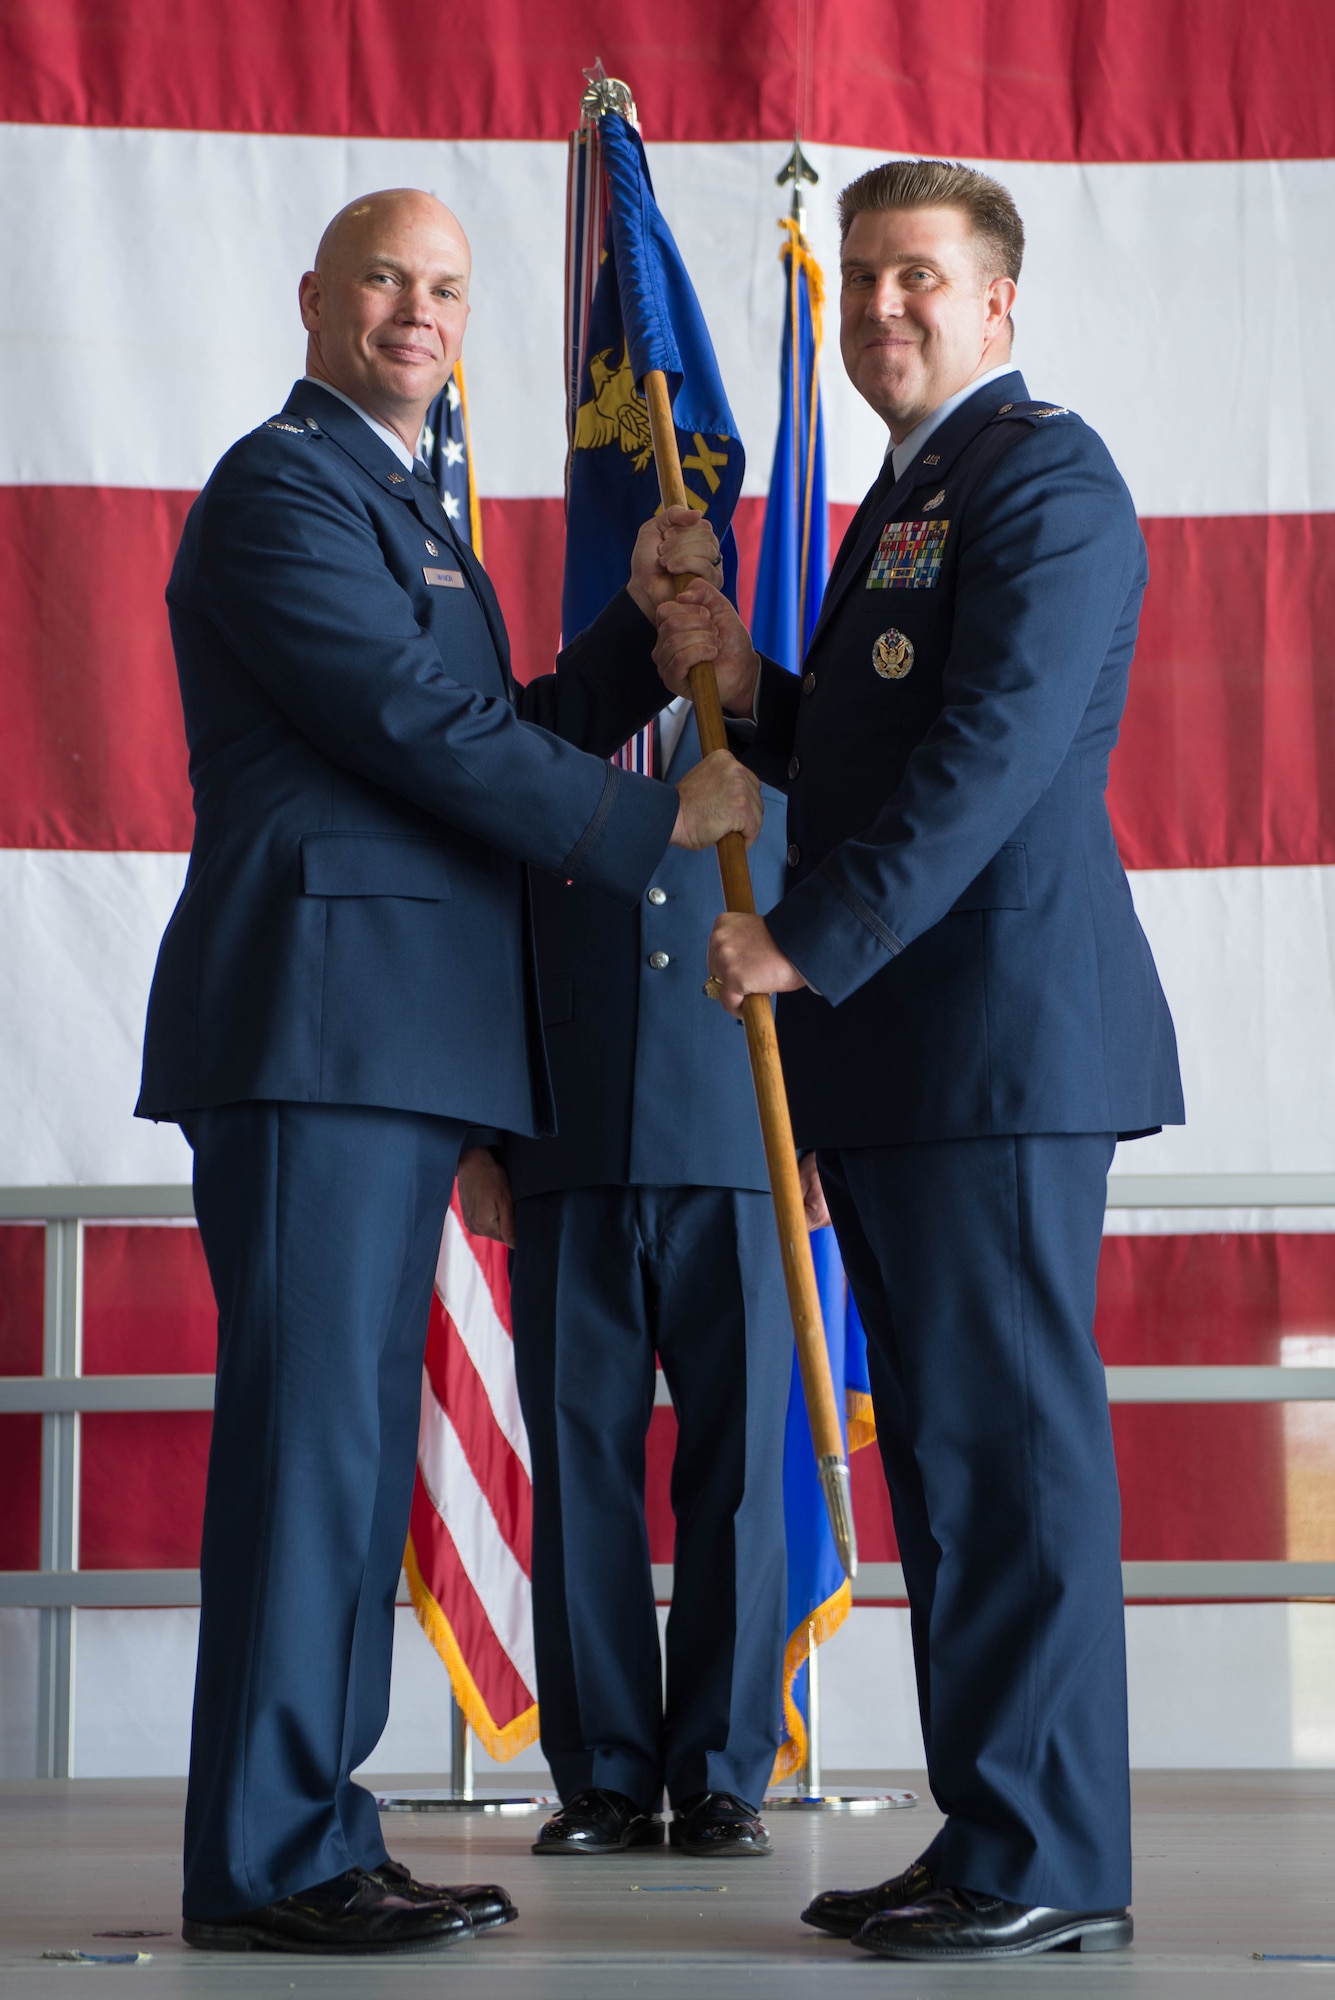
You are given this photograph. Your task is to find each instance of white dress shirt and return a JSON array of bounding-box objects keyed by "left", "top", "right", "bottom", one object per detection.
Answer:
[
  {"left": 303, "top": 375, "right": 422, "bottom": 474},
  {"left": 658, "top": 695, "right": 691, "bottom": 770},
  {"left": 888, "top": 361, "right": 1017, "bottom": 482}
]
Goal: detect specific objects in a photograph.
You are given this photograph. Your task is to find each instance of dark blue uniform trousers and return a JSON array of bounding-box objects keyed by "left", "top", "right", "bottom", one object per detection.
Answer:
[
  {"left": 509, "top": 1186, "right": 790, "bottom": 1813},
  {"left": 180, "top": 1100, "right": 466, "bottom": 1920},
  {"left": 817, "top": 1133, "right": 1130, "bottom": 1911}
]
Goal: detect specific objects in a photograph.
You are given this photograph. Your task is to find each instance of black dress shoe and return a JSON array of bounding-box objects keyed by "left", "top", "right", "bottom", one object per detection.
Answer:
[
  {"left": 852, "top": 1885, "right": 1133, "bottom": 1960},
  {"left": 372, "top": 1859, "right": 517, "bottom": 1932},
  {"left": 181, "top": 1866, "right": 474, "bottom": 1954},
  {"left": 669, "top": 1791, "right": 771, "bottom": 1858},
  {"left": 532, "top": 1788, "right": 664, "bottom": 1856},
  {"left": 801, "top": 1860, "right": 936, "bottom": 1936}
]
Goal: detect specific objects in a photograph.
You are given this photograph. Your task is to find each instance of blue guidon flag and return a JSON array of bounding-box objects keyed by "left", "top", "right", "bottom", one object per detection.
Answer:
[
  {"left": 564, "top": 79, "right": 744, "bottom": 776},
  {"left": 751, "top": 212, "right": 877, "bottom": 1787}
]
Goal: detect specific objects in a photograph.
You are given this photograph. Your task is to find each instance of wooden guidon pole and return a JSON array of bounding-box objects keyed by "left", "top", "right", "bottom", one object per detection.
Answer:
[{"left": 642, "top": 369, "right": 857, "bottom": 1578}]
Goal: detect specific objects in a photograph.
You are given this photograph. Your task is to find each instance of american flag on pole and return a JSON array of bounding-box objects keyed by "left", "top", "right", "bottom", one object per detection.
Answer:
[
  {"left": 402, "top": 370, "right": 540, "bottom": 1759},
  {"left": 405, "top": 1193, "right": 538, "bottom": 1758}
]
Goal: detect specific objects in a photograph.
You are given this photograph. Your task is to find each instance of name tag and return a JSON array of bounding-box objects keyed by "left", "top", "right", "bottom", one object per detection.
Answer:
[
  {"left": 423, "top": 567, "right": 465, "bottom": 589},
  {"left": 867, "top": 518, "right": 950, "bottom": 590}
]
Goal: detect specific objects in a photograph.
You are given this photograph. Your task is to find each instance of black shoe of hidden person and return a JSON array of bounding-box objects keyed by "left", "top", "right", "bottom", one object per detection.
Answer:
[
  {"left": 668, "top": 1791, "right": 772, "bottom": 1858},
  {"left": 181, "top": 1865, "right": 474, "bottom": 1953},
  {"left": 801, "top": 1859, "right": 937, "bottom": 1936},
  {"left": 851, "top": 1885, "right": 1133, "bottom": 1960},
  {"left": 371, "top": 1858, "right": 517, "bottom": 1932},
  {"left": 532, "top": 1788, "right": 665, "bottom": 1855}
]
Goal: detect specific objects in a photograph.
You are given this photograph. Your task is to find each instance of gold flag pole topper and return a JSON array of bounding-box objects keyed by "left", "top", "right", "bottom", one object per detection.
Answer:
[{"left": 581, "top": 84, "right": 854, "bottom": 1574}]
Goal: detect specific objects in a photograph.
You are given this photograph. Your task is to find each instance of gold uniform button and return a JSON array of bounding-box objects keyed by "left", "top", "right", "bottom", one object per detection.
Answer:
[
  {"left": 647, "top": 887, "right": 667, "bottom": 906},
  {"left": 648, "top": 951, "right": 671, "bottom": 970},
  {"left": 788, "top": 756, "right": 800, "bottom": 779},
  {"left": 787, "top": 843, "right": 801, "bottom": 867},
  {"left": 802, "top": 671, "right": 816, "bottom": 694}
]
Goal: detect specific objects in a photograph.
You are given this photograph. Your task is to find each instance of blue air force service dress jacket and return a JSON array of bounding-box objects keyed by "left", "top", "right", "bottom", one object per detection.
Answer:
[
  {"left": 136, "top": 379, "right": 680, "bottom": 1138},
  {"left": 505, "top": 707, "right": 789, "bottom": 1199},
  {"left": 745, "top": 370, "right": 1184, "bottom": 1147}
]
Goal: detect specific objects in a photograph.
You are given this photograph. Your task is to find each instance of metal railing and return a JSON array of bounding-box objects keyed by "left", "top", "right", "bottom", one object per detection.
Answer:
[{"left": 4, "top": 1174, "right": 1335, "bottom": 1775}]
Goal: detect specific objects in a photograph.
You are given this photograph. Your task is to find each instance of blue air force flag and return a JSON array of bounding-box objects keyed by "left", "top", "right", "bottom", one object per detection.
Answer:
[
  {"left": 754, "top": 220, "right": 877, "bottom": 1784},
  {"left": 562, "top": 109, "right": 744, "bottom": 648}
]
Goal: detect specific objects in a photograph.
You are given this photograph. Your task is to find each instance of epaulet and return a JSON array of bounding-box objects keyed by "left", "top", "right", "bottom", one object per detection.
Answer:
[
  {"left": 258, "top": 414, "right": 323, "bottom": 439},
  {"left": 989, "top": 400, "right": 1078, "bottom": 426}
]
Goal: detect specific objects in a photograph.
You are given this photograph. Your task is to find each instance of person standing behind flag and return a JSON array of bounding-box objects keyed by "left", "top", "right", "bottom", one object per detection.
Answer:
[
  {"left": 654, "top": 158, "right": 1183, "bottom": 1962},
  {"left": 135, "top": 186, "right": 763, "bottom": 1954},
  {"left": 454, "top": 96, "right": 792, "bottom": 1859},
  {"left": 458, "top": 698, "right": 792, "bottom": 1859}
]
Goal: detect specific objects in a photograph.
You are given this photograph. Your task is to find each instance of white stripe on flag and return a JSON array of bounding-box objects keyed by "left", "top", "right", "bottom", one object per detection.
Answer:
[
  {"left": 3, "top": 124, "right": 1334, "bottom": 517},
  {"left": 1104, "top": 1208, "right": 1335, "bottom": 1234},
  {"left": 7, "top": 852, "right": 1335, "bottom": 1189},
  {"left": 434, "top": 1204, "right": 532, "bottom": 1477},
  {"left": 416, "top": 1366, "right": 537, "bottom": 1697}
]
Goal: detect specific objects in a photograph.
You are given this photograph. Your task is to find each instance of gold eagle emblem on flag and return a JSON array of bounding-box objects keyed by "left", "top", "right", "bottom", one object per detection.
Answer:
[{"left": 573, "top": 340, "right": 654, "bottom": 472}]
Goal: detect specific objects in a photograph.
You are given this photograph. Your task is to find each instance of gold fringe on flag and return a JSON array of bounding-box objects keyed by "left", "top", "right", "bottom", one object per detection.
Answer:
[
  {"left": 770, "top": 1578, "right": 853, "bottom": 1782},
  {"left": 778, "top": 216, "right": 825, "bottom": 619},
  {"left": 846, "top": 1386, "right": 877, "bottom": 1453},
  {"left": 769, "top": 1380, "right": 879, "bottom": 1780},
  {"left": 403, "top": 1534, "right": 540, "bottom": 1763},
  {"left": 451, "top": 361, "right": 484, "bottom": 561}
]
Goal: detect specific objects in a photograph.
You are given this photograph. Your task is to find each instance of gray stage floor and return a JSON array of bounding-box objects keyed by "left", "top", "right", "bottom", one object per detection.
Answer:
[{"left": 2, "top": 1770, "right": 1333, "bottom": 1997}]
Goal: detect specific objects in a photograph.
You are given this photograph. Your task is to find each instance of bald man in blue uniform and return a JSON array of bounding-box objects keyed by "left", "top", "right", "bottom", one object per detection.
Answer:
[
  {"left": 135, "top": 188, "right": 761, "bottom": 1955},
  {"left": 656, "top": 159, "right": 1183, "bottom": 1963}
]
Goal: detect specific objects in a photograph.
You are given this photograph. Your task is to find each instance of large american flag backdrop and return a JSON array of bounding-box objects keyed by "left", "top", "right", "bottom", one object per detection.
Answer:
[{"left": 3, "top": 0, "right": 1335, "bottom": 1754}]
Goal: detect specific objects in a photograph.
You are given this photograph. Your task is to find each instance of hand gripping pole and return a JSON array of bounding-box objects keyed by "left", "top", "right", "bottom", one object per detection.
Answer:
[{"left": 643, "top": 369, "right": 857, "bottom": 1577}]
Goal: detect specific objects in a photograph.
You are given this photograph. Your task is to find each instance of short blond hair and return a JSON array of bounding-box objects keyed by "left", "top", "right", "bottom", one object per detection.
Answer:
[{"left": 838, "top": 159, "right": 1024, "bottom": 282}]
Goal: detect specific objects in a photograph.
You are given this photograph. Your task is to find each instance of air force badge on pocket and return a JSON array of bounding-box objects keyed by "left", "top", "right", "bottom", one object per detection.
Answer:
[
  {"left": 872, "top": 628, "right": 914, "bottom": 679},
  {"left": 867, "top": 517, "right": 950, "bottom": 589}
]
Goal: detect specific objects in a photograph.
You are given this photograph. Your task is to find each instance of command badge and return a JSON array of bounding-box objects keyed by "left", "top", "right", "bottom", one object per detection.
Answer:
[{"left": 872, "top": 628, "right": 914, "bottom": 679}]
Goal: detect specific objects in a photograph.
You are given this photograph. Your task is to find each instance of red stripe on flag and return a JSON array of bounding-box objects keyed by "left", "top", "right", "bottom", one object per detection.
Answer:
[
  {"left": 3, "top": 1, "right": 1332, "bottom": 159},
  {"left": 846, "top": 1232, "right": 1335, "bottom": 1580},
  {"left": 479, "top": 497, "right": 566, "bottom": 688},
  {"left": 424, "top": 1292, "right": 532, "bottom": 1575},
  {"left": 6, "top": 485, "right": 1334, "bottom": 870},
  {"left": 1111, "top": 514, "right": 1335, "bottom": 870},
  {"left": 407, "top": 1478, "right": 533, "bottom": 1720},
  {"left": 0, "top": 485, "right": 194, "bottom": 850}
]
